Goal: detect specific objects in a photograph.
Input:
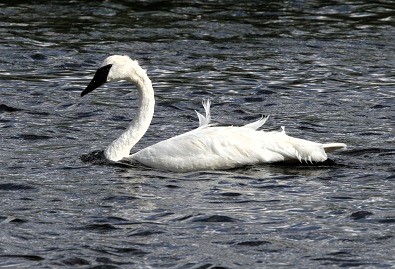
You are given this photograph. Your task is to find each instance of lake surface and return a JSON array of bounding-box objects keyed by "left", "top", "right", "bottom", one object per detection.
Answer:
[{"left": 0, "top": 1, "right": 394, "bottom": 268}]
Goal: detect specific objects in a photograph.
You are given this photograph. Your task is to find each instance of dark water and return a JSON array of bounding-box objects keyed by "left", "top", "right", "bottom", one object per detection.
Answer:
[{"left": 1, "top": 1, "right": 394, "bottom": 268}]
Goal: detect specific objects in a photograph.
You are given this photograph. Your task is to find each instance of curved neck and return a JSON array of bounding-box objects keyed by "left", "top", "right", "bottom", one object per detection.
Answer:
[{"left": 104, "top": 75, "right": 155, "bottom": 162}]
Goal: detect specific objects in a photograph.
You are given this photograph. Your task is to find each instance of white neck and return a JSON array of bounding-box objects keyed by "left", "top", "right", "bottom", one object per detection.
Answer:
[{"left": 104, "top": 75, "right": 155, "bottom": 162}]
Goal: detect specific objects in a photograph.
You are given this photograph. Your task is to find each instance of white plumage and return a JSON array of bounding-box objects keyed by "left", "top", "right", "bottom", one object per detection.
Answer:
[{"left": 81, "top": 55, "right": 346, "bottom": 172}]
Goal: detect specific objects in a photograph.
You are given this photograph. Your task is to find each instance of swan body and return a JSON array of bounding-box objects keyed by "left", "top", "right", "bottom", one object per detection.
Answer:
[{"left": 81, "top": 55, "right": 347, "bottom": 172}]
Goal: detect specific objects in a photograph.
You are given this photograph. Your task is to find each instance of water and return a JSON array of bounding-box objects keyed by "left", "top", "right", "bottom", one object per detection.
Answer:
[{"left": 0, "top": 1, "right": 394, "bottom": 268}]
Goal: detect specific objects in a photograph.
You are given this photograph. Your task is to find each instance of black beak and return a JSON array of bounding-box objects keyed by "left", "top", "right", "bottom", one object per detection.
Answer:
[{"left": 81, "top": 64, "right": 112, "bottom": 97}]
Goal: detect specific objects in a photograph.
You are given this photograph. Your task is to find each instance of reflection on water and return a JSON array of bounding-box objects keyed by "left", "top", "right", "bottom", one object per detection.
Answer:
[{"left": 0, "top": 1, "right": 394, "bottom": 268}]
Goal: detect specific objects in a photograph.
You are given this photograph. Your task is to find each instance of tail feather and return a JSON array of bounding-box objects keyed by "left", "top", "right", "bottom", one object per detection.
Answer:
[
  {"left": 323, "top": 143, "right": 347, "bottom": 153},
  {"left": 265, "top": 134, "right": 328, "bottom": 163}
]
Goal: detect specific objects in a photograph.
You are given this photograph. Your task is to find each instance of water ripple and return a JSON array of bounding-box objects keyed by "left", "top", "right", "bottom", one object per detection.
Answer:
[{"left": 0, "top": 1, "right": 394, "bottom": 268}]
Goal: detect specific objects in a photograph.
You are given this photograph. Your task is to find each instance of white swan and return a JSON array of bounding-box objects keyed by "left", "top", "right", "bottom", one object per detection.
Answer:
[{"left": 81, "top": 55, "right": 347, "bottom": 172}]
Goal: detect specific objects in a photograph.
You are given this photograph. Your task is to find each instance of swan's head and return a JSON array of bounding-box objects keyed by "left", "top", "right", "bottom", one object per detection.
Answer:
[{"left": 81, "top": 55, "right": 147, "bottom": 97}]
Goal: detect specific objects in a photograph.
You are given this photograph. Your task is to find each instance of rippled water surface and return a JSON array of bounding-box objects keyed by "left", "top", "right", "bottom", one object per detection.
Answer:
[{"left": 1, "top": 1, "right": 394, "bottom": 268}]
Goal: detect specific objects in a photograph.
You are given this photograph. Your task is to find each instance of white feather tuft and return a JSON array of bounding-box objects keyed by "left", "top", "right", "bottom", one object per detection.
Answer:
[
  {"left": 243, "top": 115, "right": 269, "bottom": 130},
  {"left": 196, "top": 98, "right": 211, "bottom": 127}
]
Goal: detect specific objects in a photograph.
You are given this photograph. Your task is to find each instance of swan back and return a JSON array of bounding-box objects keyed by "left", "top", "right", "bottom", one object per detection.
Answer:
[{"left": 130, "top": 125, "right": 334, "bottom": 172}]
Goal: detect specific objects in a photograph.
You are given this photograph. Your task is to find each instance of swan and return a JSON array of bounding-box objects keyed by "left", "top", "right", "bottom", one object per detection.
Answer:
[{"left": 81, "top": 55, "right": 347, "bottom": 172}]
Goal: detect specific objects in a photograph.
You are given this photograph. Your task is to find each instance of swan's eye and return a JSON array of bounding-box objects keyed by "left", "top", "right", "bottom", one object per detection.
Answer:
[{"left": 81, "top": 64, "right": 112, "bottom": 97}]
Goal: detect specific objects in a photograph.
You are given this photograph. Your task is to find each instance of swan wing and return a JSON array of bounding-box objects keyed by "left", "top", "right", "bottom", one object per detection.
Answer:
[{"left": 129, "top": 126, "right": 329, "bottom": 172}]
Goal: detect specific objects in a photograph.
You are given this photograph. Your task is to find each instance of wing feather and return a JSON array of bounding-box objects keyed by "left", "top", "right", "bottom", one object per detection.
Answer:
[
  {"left": 195, "top": 99, "right": 211, "bottom": 127},
  {"left": 243, "top": 115, "right": 269, "bottom": 130}
]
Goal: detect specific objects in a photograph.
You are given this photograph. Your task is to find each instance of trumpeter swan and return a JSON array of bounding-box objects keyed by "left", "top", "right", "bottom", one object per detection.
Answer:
[{"left": 81, "top": 55, "right": 346, "bottom": 172}]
